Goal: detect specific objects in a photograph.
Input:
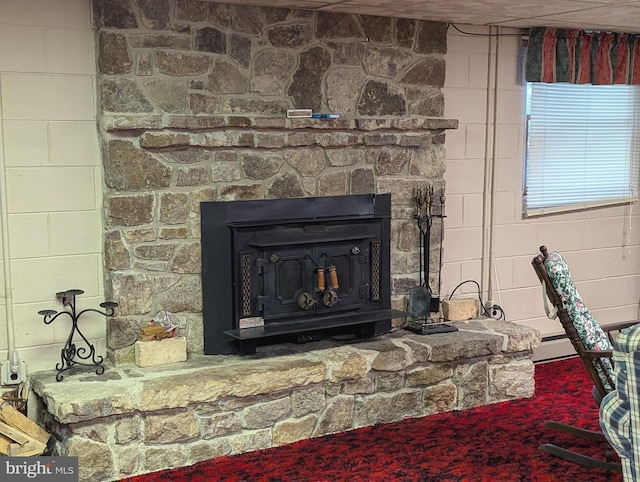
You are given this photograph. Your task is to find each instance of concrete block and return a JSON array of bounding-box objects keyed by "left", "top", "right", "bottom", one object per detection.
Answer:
[
  {"left": 135, "top": 336, "right": 187, "bottom": 367},
  {"left": 442, "top": 298, "right": 479, "bottom": 321},
  {"left": 2, "top": 74, "right": 95, "bottom": 121}
]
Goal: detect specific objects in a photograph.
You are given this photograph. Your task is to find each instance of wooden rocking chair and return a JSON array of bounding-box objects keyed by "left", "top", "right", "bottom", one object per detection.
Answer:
[{"left": 532, "top": 245, "right": 639, "bottom": 472}]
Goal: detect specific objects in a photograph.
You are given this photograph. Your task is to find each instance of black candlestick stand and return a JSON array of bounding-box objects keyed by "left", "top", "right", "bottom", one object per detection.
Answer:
[{"left": 38, "top": 289, "right": 118, "bottom": 381}]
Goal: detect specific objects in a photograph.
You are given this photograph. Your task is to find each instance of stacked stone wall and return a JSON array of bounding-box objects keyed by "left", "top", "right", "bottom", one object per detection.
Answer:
[{"left": 93, "top": 0, "right": 458, "bottom": 363}]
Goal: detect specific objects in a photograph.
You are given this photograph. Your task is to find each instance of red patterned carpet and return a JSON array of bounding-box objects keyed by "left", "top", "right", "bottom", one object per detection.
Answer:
[{"left": 124, "top": 357, "right": 621, "bottom": 482}]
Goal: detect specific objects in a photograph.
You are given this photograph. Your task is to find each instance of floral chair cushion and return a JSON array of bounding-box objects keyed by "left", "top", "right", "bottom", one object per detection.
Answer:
[{"left": 545, "top": 251, "right": 615, "bottom": 391}]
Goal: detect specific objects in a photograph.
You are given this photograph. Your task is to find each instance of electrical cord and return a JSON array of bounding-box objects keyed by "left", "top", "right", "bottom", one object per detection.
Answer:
[
  {"left": 447, "top": 23, "right": 526, "bottom": 37},
  {"left": 448, "top": 279, "right": 506, "bottom": 320}
]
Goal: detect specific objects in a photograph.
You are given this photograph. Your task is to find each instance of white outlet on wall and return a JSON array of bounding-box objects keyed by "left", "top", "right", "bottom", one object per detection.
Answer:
[{"left": 1, "top": 360, "right": 27, "bottom": 385}]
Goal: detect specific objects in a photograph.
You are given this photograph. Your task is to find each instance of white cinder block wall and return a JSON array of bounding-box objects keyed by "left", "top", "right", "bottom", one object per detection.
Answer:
[
  {"left": 444, "top": 26, "right": 640, "bottom": 360},
  {"left": 0, "top": 0, "right": 105, "bottom": 374},
  {"left": 0, "top": 4, "right": 638, "bottom": 375}
]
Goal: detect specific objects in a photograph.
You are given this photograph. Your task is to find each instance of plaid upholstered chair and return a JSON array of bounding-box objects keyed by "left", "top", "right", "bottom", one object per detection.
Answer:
[
  {"left": 532, "top": 245, "right": 638, "bottom": 472},
  {"left": 600, "top": 324, "right": 640, "bottom": 481}
]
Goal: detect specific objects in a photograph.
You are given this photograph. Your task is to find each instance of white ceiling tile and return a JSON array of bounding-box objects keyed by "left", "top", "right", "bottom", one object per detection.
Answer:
[{"left": 205, "top": 0, "right": 640, "bottom": 32}]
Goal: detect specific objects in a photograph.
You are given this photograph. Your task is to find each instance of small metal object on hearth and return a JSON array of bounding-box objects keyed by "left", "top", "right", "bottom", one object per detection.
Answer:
[{"left": 38, "top": 289, "right": 118, "bottom": 381}]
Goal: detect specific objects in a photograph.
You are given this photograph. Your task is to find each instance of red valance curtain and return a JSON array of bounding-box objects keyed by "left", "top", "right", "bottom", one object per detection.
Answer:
[{"left": 525, "top": 26, "right": 640, "bottom": 84}]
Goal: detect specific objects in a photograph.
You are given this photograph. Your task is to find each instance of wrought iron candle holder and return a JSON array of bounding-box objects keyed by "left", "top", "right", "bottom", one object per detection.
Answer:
[{"left": 38, "top": 289, "right": 117, "bottom": 381}]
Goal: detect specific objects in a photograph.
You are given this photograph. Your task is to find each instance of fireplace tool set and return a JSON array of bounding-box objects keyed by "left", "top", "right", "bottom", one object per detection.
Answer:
[
  {"left": 406, "top": 186, "right": 458, "bottom": 335},
  {"left": 38, "top": 289, "right": 118, "bottom": 381}
]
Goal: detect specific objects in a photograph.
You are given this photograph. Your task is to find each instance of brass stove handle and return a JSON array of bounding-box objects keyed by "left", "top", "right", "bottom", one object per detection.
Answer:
[
  {"left": 297, "top": 292, "right": 315, "bottom": 310},
  {"left": 322, "top": 290, "right": 339, "bottom": 307}
]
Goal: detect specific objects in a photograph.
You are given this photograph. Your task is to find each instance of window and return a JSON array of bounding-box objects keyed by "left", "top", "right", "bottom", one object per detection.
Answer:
[{"left": 524, "top": 82, "right": 640, "bottom": 216}]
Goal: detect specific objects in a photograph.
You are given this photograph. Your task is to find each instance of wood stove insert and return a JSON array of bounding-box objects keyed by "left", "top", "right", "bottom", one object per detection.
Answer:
[{"left": 201, "top": 193, "right": 402, "bottom": 354}]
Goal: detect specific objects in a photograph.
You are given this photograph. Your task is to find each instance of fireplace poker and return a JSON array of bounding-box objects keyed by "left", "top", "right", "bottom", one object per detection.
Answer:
[{"left": 437, "top": 193, "right": 445, "bottom": 300}]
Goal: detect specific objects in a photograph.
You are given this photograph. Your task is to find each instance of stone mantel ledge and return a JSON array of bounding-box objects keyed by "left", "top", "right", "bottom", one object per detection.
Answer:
[
  {"left": 30, "top": 320, "right": 539, "bottom": 425},
  {"left": 100, "top": 114, "right": 459, "bottom": 133}
]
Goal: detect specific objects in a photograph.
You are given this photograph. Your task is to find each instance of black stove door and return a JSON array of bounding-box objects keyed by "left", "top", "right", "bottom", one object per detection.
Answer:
[{"left": 258, "top": 240, "right": 369, "bottom": 322}]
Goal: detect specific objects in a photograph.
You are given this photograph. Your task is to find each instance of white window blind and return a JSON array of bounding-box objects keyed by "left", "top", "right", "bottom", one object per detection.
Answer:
[{"left": 525, "top": 82, "right": 640, "bottom": 216}]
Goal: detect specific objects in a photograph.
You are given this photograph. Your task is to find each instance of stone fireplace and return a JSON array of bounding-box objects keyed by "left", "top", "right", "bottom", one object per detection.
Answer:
[
  {"left": 27, "top": 7, "right": 545, "bottom": 481},
  {"left": 98, "top": 0, "right": 458, "bottom": 364}
]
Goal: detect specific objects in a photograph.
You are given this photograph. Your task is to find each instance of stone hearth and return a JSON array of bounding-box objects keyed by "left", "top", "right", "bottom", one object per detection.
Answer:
[{"left": 30, "top": 320, "right": 540, "bottom": 482}]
